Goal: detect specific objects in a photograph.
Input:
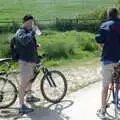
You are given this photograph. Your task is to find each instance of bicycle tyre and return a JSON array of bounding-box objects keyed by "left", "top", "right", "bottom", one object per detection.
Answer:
[
  {"left": 41, "top": 70, "right": 67, "bottom": 103},
  {"left": 113, "top": 84, "right": 119, "bottom": 118},
  {"left": 0, "top": 77, "right": 18, "bottom": 108}
]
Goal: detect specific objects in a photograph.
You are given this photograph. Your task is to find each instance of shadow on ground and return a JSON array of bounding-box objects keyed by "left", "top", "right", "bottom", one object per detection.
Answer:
[{"left": 0, "top": 100, "right": 74, "bottom": 120}]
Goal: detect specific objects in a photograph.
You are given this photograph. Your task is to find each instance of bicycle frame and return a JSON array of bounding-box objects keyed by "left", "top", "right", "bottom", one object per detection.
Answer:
[
  {"left": 31, "top": 62, "right": 57, "bottom": 87},
  {"left": 0, "top": 56, "right": 57, "bottom": 92},
  {"left": 106, "top": 64, "right": 120, "bottom": 119}
]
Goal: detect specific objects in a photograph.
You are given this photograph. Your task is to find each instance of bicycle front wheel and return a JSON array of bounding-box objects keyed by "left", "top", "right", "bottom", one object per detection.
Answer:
[
  {"left": 41, "top": 70, "right": 67, "bottom": 103},
  {"left": 0, "top": 77, "right": 18, "bottom": 108}
]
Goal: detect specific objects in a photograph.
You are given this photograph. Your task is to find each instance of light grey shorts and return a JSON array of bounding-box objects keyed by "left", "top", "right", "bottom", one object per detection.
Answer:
[
  {"left": 101, "top": 63, "right": 116, "bottom": 88},
  {"left": 19, "top": 60, "right": 36, "bottom": 81}
]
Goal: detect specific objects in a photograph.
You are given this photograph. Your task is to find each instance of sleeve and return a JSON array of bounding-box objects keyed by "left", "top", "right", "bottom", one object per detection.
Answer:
[
  {"left": 95, "top": 24, "right": 106, "bottom": 44},
  {"left": 16, "top": 29, "right": 35, "bottom": 46}
]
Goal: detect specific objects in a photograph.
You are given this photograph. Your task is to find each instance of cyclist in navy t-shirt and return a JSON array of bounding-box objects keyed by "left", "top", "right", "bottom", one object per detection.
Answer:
[{"left": 96, "top": 8, "right": 120, "bottom": 119}]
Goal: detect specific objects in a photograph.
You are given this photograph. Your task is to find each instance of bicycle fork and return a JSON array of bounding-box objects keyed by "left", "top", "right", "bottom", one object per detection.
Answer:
[{"left": 43, "top": 68, "right": 57, "bottom": 87}]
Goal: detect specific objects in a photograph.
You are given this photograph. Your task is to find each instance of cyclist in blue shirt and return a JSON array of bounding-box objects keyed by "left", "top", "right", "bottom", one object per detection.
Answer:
[{"left": 96, "top": 8, "right": 120, "bottom": 119}]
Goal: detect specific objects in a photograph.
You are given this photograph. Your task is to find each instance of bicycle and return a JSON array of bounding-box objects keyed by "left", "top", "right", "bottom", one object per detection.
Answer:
[
  {"left": 106, "top": 62, "right": 120, "bottom": 119},
  {"left": 0, "top": 54, "right": 68, "bottom": 109}
]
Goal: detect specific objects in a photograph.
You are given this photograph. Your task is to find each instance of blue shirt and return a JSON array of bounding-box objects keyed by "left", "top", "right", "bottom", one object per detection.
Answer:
[
  {"left": 96, "top": 18, "right": 120, "bottom": 62},
  {"left": 102, "top": 59, "right": 117, "bottom": 65}
]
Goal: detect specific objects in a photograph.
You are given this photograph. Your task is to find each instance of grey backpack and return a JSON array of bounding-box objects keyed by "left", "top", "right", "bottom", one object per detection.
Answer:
[{"left": 10, "top": 36, "right": 19, "bottom": 61}]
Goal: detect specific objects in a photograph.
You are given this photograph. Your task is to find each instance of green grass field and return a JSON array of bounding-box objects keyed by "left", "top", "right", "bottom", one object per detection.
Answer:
[{"left": 0, "top": 0, "right": 116, "bottom": 21}]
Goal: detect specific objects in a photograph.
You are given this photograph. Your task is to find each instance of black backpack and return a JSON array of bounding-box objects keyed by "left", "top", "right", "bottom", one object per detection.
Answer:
[{"left": 10, "top": 36, "right": 19, "bottom": 61}]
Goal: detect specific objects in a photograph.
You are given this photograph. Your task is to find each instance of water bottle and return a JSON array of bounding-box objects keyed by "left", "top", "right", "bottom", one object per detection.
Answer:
[{"left": 32, "top": 22, "right": 42, "bottom": 35}]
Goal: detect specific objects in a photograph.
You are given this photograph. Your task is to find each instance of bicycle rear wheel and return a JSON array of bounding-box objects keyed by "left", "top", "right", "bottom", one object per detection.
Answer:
[
  {"left": 41, "top": 70, "right": 67, "bottom": 103},
  {"left": 113, "top": 84, "right": 120, "bottom": 119},
  {"left": 0, "top": 77, "right": 17, "bottom": 108}
]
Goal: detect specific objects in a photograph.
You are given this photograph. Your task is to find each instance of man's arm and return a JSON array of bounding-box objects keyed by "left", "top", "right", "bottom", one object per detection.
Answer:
[
  {"left": 95, "top": 24, "right": 106, "bottom": 44},
  {"left": 16, "top": 29, "right": 35, "bottom": 46}
]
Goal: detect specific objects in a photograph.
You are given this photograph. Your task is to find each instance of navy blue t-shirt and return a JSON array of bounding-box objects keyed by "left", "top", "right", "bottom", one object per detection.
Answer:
[{"left": 96, "top": 18, "right": 120, "bottom": 63}]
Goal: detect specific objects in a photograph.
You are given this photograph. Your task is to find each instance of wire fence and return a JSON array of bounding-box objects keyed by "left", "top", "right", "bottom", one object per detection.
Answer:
[{"left": 0, "top": 18, "right": 101, "bottom": 33}]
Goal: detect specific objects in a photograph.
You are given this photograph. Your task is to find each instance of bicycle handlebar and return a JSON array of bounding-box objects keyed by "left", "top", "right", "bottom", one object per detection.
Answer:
[
  {"left": 36, "top": 53, "right": 48, "bottom": 64},
  {"left": 38, "top": 53, "right": 48, "bottom": 59}
]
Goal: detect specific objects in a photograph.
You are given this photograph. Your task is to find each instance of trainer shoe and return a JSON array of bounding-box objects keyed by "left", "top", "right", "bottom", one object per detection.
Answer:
[
  {"left": 19, "top": 104, "right": 34, "bottom": 114},
  {"left": 26, "top": 95, "right": 40, "bottom": 103},
  {"left": 96, "top": 109, "right": 106, "bottom": 119}
]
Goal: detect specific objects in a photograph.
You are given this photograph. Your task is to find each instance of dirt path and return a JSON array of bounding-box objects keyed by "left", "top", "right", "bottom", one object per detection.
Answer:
[
  {"left": 0, "top": 59, "right": 103, "bottom": 120},
  {"left": 1, "top": 82, "right": 118, "bottom": 120}
]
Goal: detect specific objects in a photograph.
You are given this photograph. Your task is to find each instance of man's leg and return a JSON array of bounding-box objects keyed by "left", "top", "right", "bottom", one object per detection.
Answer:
[
  {"left": 97, "top": 63, "right": 114, "bottom": 118},
  {"left": 27, "top": 82, "right": 32, "bottom": 90},
  {"left": 101, "top": 84, "right": 109, "bottom": 112},
  {"left": 101, "top": 63, "right": 114, "bottom": 112},
  {"left": 24, "top": 63, "right": 40, "bottom": 103},
  {"left": 19, "top": 77, "right": 31, "bottom": 105},
  {"left": 18, "top": 60, "right": 34, "bottom": 113}
]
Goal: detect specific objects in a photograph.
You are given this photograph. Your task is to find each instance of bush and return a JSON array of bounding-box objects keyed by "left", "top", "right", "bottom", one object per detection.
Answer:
[
  {"left": 76, "top": 32, "right": 98, "bottom": 52},
  {"left": 38, "top": 31, "right": 77, "bottom": 59},
  {"left": 0, "top": 21, "right": 20, "bottom": 33},
  {"left": 56, "top": 18, "right": 73, "bottom": 31},
  {"left": 44, "top": 41, "right": 75, "bottom": 58},
  {"left": 0, "top": 34, "right": 12, "bottom": 57},
  {"left": 0, "top": 31, "right": 98, "bottom": 60},
  {"left": 37, "top": 31, "right": 98, "bottom": 59},
  {"left": 117, "top": 0, "right": 120, "bottom": 4},
  {"left": 56, "top": 18, "right": 100, "bottom": 33},
  {"left": 10, "top": 21, "right": 20, "bottom": 33},
  {"left": 76, "top": 8, "right": 107, "bottom": 20}
]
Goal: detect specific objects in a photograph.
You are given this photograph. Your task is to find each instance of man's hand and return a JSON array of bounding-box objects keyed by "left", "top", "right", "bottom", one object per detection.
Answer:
[
  {"left": 99, "top": 44, "right": 104, "bottom": 49},
  {"left": 37, "top": 44, "right": 42, "bottom": 49},
  {"left": 100, "top": 44, "right": 104, "bottom": 48},
  {"left": 97, "top": 44, "right": 104, "bottom": 50},
  {"left": 32, "top": 26, "right": 37, "bottom": 33}
]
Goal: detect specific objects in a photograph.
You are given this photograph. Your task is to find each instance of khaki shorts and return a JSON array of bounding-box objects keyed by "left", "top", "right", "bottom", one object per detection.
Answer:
[
  {"left": 19, "top": 60, "right": 36, "bottom": 81},
  {"left": 101, "top": 63, "right": 116, "bottom": 88}
]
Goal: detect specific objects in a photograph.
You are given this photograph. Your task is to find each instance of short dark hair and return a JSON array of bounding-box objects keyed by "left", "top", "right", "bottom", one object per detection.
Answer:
[
  {"left": 107, "top": 8, "right": 118, "bottom": 19},
  {"left": 23, "top": 15, "right": 34, "bottom": 22}
]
